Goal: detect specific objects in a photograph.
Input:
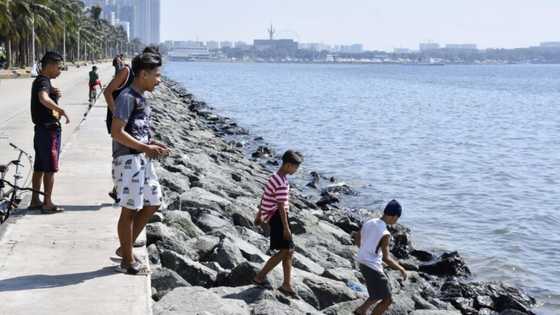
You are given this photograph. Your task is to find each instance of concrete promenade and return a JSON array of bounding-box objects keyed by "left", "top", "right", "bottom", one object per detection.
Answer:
[{"left": 0, "top": 64, "right": 152, "bottom": 315}]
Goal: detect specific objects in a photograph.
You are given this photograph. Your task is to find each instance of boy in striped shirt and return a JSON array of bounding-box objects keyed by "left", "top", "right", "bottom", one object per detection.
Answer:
[{"left": 253, "top": 150, "right": 303, "bottom": 297}]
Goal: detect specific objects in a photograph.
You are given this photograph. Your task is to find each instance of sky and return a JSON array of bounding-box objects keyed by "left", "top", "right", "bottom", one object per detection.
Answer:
[{"left": 161, "top": 0, "right": 560, "bottom": 51}]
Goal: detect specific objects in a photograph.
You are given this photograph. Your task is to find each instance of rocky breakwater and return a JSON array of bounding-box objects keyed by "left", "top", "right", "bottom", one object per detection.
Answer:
[{"left": 144, "top": 79, "right": 537, "bottom": 315}]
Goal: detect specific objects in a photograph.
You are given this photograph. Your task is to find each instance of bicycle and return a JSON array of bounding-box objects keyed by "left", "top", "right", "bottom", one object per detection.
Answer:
[{"left": 0, "top": 142, "right": 43, "bottom": 224}]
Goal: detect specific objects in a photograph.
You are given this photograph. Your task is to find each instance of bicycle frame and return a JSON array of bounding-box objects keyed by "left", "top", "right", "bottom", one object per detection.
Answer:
[{"left": 0, "top": 143, "right": 39, "bottom": 224}]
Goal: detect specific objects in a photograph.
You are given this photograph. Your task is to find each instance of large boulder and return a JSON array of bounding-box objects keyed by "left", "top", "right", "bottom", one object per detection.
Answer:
[
  {"left": 151, "top": 267, "right": 190, "bottom": 300},
  {"left": 146, "top": 223, "right": 192, "bottom": 257},
  {"left": 301, "top": 274, "right": 357, "bottom": 309},
  {"left": 179, "top": 187, "right": 231, "bottom": 211},
  {"left": 153, "top": 286, "right": 250, "bottom": 315},
  {"left": 419, "top": 251, "right": 471, "bottom": 277},
  {"left": 162, "top": 210, "right": 204, "bottom": 238},
  {"left": 207, "top": 238, "right": 246, "bottom": 269},
  {"left": 159, "top": 250, "right": 217, "bottom": 287}
]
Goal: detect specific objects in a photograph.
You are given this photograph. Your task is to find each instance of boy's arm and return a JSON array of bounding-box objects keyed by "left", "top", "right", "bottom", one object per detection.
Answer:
[
  {"left": 103, "top": 67, "right": 129, "bottom": 112},
  {"left": 254, "top": 198, "right": 263, "bottom": 225},
  {"left": 111, "top": 118, "right": 164, "bottom": 158},
  {"left": 380, "top": 235, "right": 407, "bottom": 280},
  {"left": 278, "top": 201, "right": 291, "bottom": 240},
  {"left": 352, "top": 228, "right": 362, "bottom": 247},
  {"left": 38, "top": 91, "right": 70, "bottom": 124}
]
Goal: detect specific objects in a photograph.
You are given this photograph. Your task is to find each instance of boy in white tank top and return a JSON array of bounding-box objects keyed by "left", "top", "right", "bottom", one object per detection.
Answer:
[{"left": 353, "top": 200, "right": 407, "bottom": 315}]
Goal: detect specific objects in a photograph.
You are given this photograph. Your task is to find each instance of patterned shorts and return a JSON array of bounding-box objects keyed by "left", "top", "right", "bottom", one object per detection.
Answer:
[{"left": 112, "top": 154, "right": 163, "bottom": 210}]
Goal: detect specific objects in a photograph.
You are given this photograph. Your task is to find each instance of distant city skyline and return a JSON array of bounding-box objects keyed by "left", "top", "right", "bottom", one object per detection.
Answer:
[{"left": 161, "top": 0, "right": 560, "bottom": 51}]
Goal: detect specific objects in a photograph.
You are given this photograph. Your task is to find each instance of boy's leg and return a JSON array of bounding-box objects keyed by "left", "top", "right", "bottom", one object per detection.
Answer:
[
  {"left": 30, "top": 171, "right": 43, "bottom": 206},
  {"left": 132, "top": 205, "right": 159, "bottom": 241},
  {"left": 280, "top": 249, "right": 294, "bottom": 291},
  {"left": 254, "top": 251, "right": 287, "bottom": 283},
  {"left": 371, "top": 296, "right": 392, "bottom": 315},
  {"left": 117, "top": 207, "right": 135, "bottom": 266},
  {"left": 354, "top": 298, "right": 379, "bottom": 315},
  {"left": 42, "top": 172, "right": 55, "bottom": 208}
]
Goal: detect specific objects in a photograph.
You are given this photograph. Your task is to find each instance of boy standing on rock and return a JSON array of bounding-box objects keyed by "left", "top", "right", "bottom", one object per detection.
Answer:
[
  {"left": 353, "top": 200, "right": 408, "bottom": 315},
  {"left": 111, "top": 52, "right": 169, "bottom": 274},
  {"left": 253, "top": 150, "right": 303, "bottom": 297}
]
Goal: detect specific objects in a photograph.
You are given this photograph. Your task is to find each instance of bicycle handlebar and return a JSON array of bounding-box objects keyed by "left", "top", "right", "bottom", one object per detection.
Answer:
[{"left": 9, "top": 142, "right": 32, "bottom": 158}]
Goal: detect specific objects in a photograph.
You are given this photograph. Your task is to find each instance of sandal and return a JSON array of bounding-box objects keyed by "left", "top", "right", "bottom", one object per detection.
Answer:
[
  {"left": 115, "top": 261, "right": 149, "bottom": 275},
  {"left": 41, "top": 205, "right": 64, "bottom": 214}
]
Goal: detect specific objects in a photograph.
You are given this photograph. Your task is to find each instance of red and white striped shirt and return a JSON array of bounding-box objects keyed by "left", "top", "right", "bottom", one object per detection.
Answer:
[{"left": 260, "top": 172, "right": 289, "bottom": 222}]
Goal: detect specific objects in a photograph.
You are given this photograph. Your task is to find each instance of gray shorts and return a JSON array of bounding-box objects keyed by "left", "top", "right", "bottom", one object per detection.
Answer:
[{"left": 359, "top": 264, "right": 391, "bottom": 300}]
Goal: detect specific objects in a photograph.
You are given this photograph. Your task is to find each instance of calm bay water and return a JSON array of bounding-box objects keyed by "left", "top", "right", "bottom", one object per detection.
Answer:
[{"left": 165, "top": 62, "right": 560, "bottom": 313}]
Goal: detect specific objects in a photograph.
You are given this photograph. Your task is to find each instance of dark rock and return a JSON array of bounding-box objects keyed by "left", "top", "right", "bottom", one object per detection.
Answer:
[
  {"left": 232, "top": 211, "right": 254, "bottom": 229},
  {"left": 411, "top": 249, "right": 435, "bottom": 262},
  {"left": 306, "top": 171, "right": 321, "bottom": 189},
  {"left": 151, "top": 267, "right": 191, "bottom": 300},
  {"left": 162, "top": 210, "right": 204, "bottom": 238},
  {"left": 147, "top": 243, "right": 161, "bottom": 265},
  {"left": 476, "top": 295, "right": 496, "bottom": 310},
  {"left": 332, "top": 216, "right": 361, "bottom": 234},
  {"left": 208, "top": 238, "right": 246, "bottom": 269},
  {"left": 159, "top": 250, "right": 217, "bottom": 288},
  {"left": 316, "top": 192, "right": 340, "bottom": 209},
  {"left": 231, "top": 173, "right": 243, "bottom": 182},
  {"left": 322, "top": 183, "right": 356, "bottom": 196},
  {"left": 419, "top": 252, "right": 471, "bottom": 277},
  {"left": 220, "top": 261, "right": 260, "bottom": 287},
  {"left": 449, "top": 297, "right": 476, "bottom": 314},
  {"left": 302, "top": 275, "right": 357, "bottom": 309},
  {"left": 251, "top": 146, "right": 273, "bottom": 159},
  {"left": 179, "top": 187, "right": 231, "bottom": 211}
]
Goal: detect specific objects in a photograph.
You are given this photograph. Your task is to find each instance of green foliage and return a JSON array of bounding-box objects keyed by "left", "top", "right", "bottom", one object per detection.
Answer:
[{"left": 0, "top": 0, "right": 137, "bottom": 68}]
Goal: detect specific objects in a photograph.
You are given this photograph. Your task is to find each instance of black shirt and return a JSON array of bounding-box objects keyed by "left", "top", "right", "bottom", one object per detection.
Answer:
[{"left": 31, "top": 75, "right": 58, "bottom": 125}]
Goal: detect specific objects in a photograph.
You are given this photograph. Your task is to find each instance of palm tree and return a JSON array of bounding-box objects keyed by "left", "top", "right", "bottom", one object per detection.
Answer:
[{"left": 0, "top": 0, "right": 136, "bottom": 68}]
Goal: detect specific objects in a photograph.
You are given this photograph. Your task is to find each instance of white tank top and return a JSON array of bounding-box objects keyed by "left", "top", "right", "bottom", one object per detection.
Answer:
[{"left": 356, "top": 218, "right": 390, "bottom": 272}]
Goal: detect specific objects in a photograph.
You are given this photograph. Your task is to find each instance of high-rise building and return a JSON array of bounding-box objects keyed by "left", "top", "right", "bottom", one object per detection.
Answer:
[
  {"left": 132, "top": 0, "right": 160, "bottom": 44},
  {"left": 419, "top": 42, "right": 440, "bottom": 51}
]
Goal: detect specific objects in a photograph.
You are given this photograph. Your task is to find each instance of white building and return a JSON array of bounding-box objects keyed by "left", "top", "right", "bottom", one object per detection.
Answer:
[
  {"left": 445, "top": 43, "right": 477, "bottom": 50},
  {"left": 419, "top": 42, "right": 440, "bottom": 51},
  {"left": 220, "top": 41, "right": 233, "bottom": 49}
]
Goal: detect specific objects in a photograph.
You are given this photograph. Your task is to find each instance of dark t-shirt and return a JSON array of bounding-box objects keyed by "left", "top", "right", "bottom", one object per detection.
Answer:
[
  {"left": 89, "top": 70, "right": 99, "bottom": 84},
  {"left": 31, "top": 75, "right": 58, "bottom": 125},
  {"left": 112, "top": 87, "right": 151, "bottom": 158}
]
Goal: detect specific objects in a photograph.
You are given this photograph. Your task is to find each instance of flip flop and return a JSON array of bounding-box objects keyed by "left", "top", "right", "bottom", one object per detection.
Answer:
[
  {"left": 27, "top": 204, "right": 43, "bottom": 210},
  {"left": 41, "top": 205, "right": 64, "bottom": 214},
  {"left": 278, "top": 286, "right": 298, "bottom": 299},
  {"left": 115, "top": 261, "right": 149, "bottom": 275}
]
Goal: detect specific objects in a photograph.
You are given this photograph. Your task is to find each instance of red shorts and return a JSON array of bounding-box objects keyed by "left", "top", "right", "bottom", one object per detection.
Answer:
[{"left": 89, "top": 80, "right": 101, "bottom": 90}]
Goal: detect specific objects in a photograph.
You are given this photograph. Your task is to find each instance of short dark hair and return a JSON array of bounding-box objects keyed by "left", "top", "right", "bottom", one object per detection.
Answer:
[
  {"left": 282, "top": 150, "right": 303, "bottom": 165},
  {"left": 92, "top": 65, "right": 97, "bottom": 70},
  {"left": 143, "top": 45, "right": 161, "bottom": 56},
  {"left": 40, "top": 51, "right": 63, "bottom": 68},
  {"left": 131, "top": 52, "right": 162, "bottom": 76},
  {"left": 383, "top": 199, "right": 402, "bottom": 217}
]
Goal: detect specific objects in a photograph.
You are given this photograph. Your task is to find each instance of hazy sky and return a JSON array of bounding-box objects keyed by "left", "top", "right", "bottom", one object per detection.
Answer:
[{"left": 161, "top": 0, "right": 559, "bottom": 51}]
